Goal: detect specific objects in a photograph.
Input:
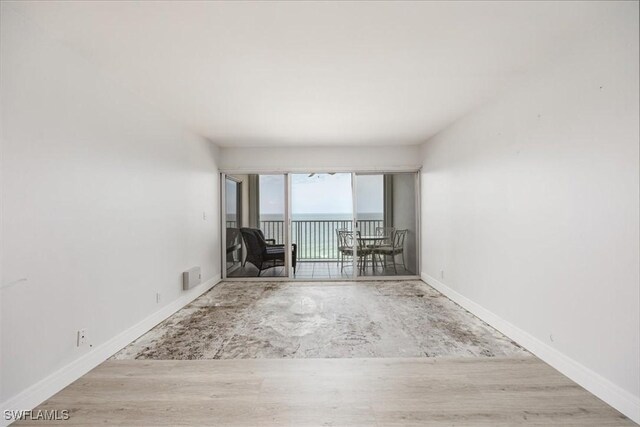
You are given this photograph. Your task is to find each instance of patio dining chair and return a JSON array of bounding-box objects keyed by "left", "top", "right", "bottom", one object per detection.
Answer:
[
  {"left": 337, "top": 229, "right": 354, "bottom": 272},
  {"left": 356, "top": 231, "right": 374, "bottom": 274},
  {"left": 374, "top": 229, "right": 408, "bottom": 274},
  {"left": 375, "top": 226, "right": 395, "bottom": 239},
  {"left": 337, "top": 230, "right": 373, "bottom": 273}
]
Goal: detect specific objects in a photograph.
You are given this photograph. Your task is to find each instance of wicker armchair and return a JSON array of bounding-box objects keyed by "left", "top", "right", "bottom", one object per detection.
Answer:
[{"left": 239, "top": 228, "right": 297, "bottom": 276}]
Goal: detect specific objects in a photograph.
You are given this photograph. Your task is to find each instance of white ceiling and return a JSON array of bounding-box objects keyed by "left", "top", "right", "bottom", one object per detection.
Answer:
[{"left": 6, "top": 1, "right": 617, "bottom": 147}]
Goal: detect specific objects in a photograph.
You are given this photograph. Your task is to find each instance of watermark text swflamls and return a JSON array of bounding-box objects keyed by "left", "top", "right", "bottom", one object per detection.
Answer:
[{"left": 4, "top": 409, "right": 70, "bottom": 421}]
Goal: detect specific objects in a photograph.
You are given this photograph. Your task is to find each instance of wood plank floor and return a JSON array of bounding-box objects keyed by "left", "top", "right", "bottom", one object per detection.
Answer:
[{"left": 17, "top": 357, "right": 633, "bottom": 426}]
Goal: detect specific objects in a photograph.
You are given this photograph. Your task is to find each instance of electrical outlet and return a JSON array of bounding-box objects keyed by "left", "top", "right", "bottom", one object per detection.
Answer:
[
  {"left": 156, "top": 292, "right": 161, "bottom": 304},
  {"left": 202, "top": 211, "right": 207, "bottom": 220},
  {"left": 77, "top": 329, "right": 87, "bottom": 347},
  {"left": 440, "top": 270, "right": 444, "bottom": 279}
]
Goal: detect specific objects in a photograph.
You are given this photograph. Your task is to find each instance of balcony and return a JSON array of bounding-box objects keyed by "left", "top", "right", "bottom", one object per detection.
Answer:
[
  {"left": 227, "top": 219, "right": 383, "bottom": 261},
  {"left": 226, "top": 219, "right": 413, "bottom": 278}
]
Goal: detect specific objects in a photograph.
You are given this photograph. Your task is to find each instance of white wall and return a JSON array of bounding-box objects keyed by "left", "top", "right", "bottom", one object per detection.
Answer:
[
  {"left": 420, "top": 4, "right": 639, "bottom": 421},
  {"left": 220, "top": 145, "right": 421, "bottom": 173},
  {"left": 0, "top": 5, "right": 221, "bottom": 409}
]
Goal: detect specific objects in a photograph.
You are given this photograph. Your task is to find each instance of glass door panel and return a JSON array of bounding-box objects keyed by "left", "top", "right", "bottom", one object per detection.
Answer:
[
  {"left": 354, "top": 174, "right": 384, "bottom": 276},
  {"left": 225, "top": 173, "right": 288, "bottom": 278},
  {"left": 355, "top": 173, "right": 418, "bottom": 277},
  {"left": 290, "top": 173, "right": 354, "bottom": 279}
]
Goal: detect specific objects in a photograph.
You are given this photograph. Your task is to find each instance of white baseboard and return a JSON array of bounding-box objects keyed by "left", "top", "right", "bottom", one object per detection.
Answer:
[
  {"left": 421, "top": 272, "right": 640, "bottom": 425},
  {"left": 1, "top": 274, "right": 222, "bottom": 427}
]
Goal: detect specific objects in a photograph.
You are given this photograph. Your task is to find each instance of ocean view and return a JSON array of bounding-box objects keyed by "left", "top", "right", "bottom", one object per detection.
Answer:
[{"left": 261, "top": 213, "right": 382, "bottom": 221}]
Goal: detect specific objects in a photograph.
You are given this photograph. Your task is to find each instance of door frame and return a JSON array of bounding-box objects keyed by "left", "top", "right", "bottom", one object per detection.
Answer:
[
  {"left": 220, "top": 169, "right": 421, "bottom": 282},
  {"left": 222, "top": 175, "right": 243, "bottom": 276}
]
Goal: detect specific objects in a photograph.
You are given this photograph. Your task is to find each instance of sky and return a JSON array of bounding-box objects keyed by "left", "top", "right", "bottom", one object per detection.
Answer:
[{"left": 258, "top": 173, "right": 383, "bottom": 215}]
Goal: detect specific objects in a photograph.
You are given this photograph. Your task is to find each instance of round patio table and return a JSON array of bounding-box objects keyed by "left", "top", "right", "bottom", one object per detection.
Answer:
[{"left": 356, "top": 235, "right": 390, "bottom": 273}]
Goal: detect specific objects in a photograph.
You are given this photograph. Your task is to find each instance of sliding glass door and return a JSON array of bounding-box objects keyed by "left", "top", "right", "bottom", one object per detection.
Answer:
[
  {"left": 355, "top": 172, "right": 418, "bottom": 277},
  {"left": 222, "top": 170, "right": 419, "bottom": 280},
  {"left": 223, "top": 173, "right": 289, "bottom": 278}
]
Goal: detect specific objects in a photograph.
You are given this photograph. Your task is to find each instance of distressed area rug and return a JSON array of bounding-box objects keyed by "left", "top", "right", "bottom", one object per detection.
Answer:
[{"left": 113, "top": 280, "right": 527, "bottom": 360}]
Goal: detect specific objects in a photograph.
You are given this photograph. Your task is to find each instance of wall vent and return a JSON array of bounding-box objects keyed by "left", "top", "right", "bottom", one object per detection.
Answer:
[{"left": 182, "top": 267, "right": 201, "bottom": 290}]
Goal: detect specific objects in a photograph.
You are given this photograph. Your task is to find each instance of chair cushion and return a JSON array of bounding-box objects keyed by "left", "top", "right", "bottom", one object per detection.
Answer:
[
  {"left": 265, "top": 246, "right": 285, "bottom": 255},
  {"left": 376, "top": 247, "right": 401, "bottom": 255},
  {"left": 375, "top": 244, "right": 393, "bottom": 250}
]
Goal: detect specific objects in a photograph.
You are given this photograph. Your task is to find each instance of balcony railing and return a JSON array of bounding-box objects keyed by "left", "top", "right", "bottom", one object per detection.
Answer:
[{"left": 226, "top": 219, "right": 383, "bottom": 261}]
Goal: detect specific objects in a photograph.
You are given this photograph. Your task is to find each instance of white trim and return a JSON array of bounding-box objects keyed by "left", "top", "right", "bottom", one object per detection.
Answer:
[
  {"left": 415, "top": 171, "right": 421, "bottom": 275},
  {"left": 285, "top": 173, "right": 292, "bottom": 276},
  {"left": 0, "top": 274, "right": 222, "bottom": 427},
  {"left": 220, "top": 167, "right": 422, "bottom": 175},
  {"left": 420, "top": 272, "right": 640, "bottom": 424},
  {"left": 220, "top": 173, "right": 227, "bottom": 279},
  {"left": 351, "top": 172, "right": 358, "bottom": 279}
]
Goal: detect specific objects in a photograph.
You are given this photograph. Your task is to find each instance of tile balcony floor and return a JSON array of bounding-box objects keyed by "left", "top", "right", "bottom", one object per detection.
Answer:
[{"left": 227, "top": 260, "right": 414, "bottom": 279}]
